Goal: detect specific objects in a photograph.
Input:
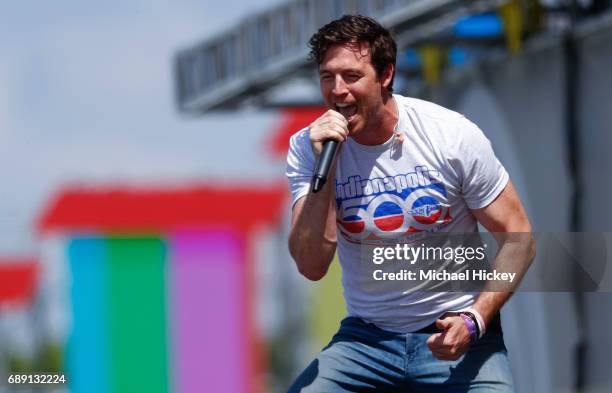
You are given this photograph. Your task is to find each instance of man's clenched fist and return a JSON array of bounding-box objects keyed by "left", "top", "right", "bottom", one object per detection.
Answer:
[{"left": 309, "top": 109, "right": 349, "bottom": 157}]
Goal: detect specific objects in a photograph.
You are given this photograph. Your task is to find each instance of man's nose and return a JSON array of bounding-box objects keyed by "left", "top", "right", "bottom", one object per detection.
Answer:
[{"left": 332, "top": 75, "right": 348, "bottom": 95}]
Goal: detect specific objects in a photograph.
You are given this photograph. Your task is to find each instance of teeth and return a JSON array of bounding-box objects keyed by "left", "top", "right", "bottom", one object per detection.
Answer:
[{"left": 336, "top": 103, "right": 349, "bottom": 108}]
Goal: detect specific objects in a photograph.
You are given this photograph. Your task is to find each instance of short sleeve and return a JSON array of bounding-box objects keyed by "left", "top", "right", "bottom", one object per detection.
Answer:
[
  {"left": 451, "top": 118, "right": 509, "bottom": 209},
  {"left": 286, "top": 128, "right": 316, "bottom": 208}
]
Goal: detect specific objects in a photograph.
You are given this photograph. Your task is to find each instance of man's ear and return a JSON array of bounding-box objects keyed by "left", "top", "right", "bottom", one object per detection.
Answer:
[{"left": 381, "top": 63, "right": 395, "bottom": 90}]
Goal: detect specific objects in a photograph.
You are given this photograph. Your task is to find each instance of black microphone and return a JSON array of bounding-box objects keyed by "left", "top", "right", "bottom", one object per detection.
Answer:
[{"left": 312, "top": 139, "right": 340, "bottom": 193}]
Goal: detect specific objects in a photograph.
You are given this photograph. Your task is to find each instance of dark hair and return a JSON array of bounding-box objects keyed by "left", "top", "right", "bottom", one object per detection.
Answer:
[{"left": 308, "top": 15, "right": 397, "bottom": 92}]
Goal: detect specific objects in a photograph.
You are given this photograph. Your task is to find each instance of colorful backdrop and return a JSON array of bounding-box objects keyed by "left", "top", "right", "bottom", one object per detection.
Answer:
[{"left": 37, "top": 185, "right": 286, "bottom": 393}]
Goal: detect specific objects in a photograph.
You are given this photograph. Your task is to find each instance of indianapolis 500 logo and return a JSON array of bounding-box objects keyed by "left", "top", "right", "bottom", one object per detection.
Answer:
[{"left": 335, "top": 166, "right": 452, "bottom": 242}]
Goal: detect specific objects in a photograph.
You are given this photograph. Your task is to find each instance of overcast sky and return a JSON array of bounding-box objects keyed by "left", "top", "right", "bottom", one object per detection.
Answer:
[{"left": 0, "top": 1, "right": 291, "bottom": 253}]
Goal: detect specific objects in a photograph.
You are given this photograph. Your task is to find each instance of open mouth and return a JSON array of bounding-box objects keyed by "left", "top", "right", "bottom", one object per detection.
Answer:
[{"left": 336, "top": 103, "right": 358, "bottom": 121}]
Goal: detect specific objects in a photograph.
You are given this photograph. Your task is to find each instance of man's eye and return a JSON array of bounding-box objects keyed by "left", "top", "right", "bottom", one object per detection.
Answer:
[
  {"left": 320, "top": 74, "right": 333, "bottom": 81},
  {"left": 346, "top": 74, "right": 361, "bottom": 81}
]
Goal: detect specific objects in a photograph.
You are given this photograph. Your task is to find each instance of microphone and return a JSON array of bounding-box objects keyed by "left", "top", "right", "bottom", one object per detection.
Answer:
[{"left": 312, "top": 139, "right": 340, "bottom": 193}]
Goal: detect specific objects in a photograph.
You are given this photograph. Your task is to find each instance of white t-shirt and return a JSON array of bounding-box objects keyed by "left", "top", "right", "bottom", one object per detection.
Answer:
[{"left": 286, "top": 94, "right": 509, "bottom": 332}]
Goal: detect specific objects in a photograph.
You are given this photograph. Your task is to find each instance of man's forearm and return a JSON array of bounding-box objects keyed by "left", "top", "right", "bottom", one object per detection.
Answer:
[
  {"left": 472, "top": 233, "right": 536, "bottom": 325},
  {"left": 289, "top": 174, "right": 338, "bottom": 280}
]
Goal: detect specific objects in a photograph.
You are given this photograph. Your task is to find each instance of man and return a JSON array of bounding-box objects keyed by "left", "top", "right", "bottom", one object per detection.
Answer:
[{"left": 286, "top": 15, "right": 535, "bottom": 392}]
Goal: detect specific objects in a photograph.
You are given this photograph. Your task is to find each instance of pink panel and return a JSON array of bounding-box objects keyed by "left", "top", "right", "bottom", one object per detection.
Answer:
[{"left": 168, "top": 229, "right": 247, "bottom": 393}]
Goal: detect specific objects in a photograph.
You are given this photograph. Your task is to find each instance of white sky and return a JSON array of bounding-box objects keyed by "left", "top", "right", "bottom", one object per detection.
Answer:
[{"left": 0, "top": 1, "right": 291, "bottom": 253}]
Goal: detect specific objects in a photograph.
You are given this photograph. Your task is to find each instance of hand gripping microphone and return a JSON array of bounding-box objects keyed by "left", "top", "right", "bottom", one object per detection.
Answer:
[{"left": 312, "top": 139, "right": 340, "bottom": 193}]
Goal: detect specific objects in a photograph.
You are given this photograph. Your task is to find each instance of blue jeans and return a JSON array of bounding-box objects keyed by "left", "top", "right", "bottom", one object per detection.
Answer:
[{"left": 287, "top": 316, "right": 514, "bottom": 392}]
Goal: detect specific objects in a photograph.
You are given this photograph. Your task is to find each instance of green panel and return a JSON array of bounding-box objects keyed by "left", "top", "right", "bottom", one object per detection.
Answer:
[
  {"left": 308, "top": 255, "right": 346, "bottom": 354},
  {"left": 107, "top": 237, "right": 168, "bottom": 393}
]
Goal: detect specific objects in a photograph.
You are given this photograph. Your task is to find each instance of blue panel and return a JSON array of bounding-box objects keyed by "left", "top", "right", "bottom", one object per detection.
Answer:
[
  {"left": 67, "top": 237, "right": 108, "bottom": 393},
  {"left": 449, "top": 47, "right": 469, "bottom": 66},
  {"left": 454, "top": 13, "right": 503, "bottom": 38},
  {"left": 399, "top": 48, "right": 421, "bottom": 69}
]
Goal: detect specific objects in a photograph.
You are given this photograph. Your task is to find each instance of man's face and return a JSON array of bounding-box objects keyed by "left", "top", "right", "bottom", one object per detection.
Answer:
[{"left": 318, "top": 43, "right": 389, "bottom": 136}]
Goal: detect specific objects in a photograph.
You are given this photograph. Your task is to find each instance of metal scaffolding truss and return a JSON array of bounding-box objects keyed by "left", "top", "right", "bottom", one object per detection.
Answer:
[{"left": 174, "top": 0, "right": 506, "bottom": 113}]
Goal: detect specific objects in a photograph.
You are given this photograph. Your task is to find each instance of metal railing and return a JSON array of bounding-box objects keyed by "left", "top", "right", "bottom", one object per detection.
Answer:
[{"left": 174, "top": 0, "right": 478, "bottom": 112}]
